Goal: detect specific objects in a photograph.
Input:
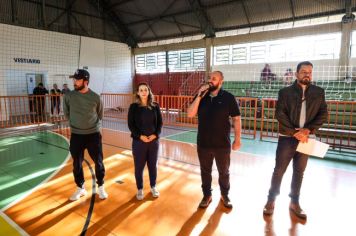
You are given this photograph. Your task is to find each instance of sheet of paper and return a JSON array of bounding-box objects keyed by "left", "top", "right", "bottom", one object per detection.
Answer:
[{"left": 296, "top": 139, "right": 330, "bottom": 158}]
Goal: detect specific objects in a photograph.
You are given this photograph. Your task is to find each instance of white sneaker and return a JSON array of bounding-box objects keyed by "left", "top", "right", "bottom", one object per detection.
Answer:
[
  {"left": 151, "top": 186, "right": 160, "bottom": 198},
  {"left": 69, "top": 187, "right": 87, "bottom": 201},
  {"left": 136, "top": 189, "right": 144, "bottom": 200},
  {"left": 98, "top": 185, "right": 108, "bottom": 199}
]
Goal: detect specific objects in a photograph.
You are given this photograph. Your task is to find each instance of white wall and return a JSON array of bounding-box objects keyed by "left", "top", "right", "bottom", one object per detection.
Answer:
[
  {"left": 0, "top": 23, "right": 132, "bottom": 120},
  {"left": 0, "top": 23, "right": 132, "bottom": 96},
  {"left": 0, "top": 23, "right": 80, "bottom": 97}
]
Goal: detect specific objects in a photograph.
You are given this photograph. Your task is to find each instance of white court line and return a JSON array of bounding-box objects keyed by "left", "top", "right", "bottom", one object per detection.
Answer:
[
  {"left": 162, "top": 130, "right": 196, "bottom": 139},
  {"left": 103, "top": 127, "right": 131, "bottom": 134},
  {"left": 0, "top": 210, "right": 29, "bottom": 236}
]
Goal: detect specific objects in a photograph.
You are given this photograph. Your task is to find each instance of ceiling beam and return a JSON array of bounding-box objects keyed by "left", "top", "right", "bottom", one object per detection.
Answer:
[
  {"left": 109, "top": 0, "right": 134, "bottom": 8},
  {"left": 117, "top": 9, "right": 200, "bottom": 29},
  {"left": 126, "top": 0, "right": 238, "bottom": 26},
  {"left": 241, "top": 0, "right": 250, "bottom": 27},
  {"left": 70, "top": 13, "right": 91, "bottom": 36},
  {"left": 137, "top": 0, "right": 177, "bottom": 39},
  {"left": 41, "top": 0, "right": 47, "bottom": 28},
  {"left": 47, "top": 0, "right": 77, "bottom": 28},
  {"left": 173, "top": 16, "right": 184, "bottom": 34},
  {"left": 289, "top": 0, "right": 296, "bottom": 21},
  {"left": 22, "top": 0, "right": 104, "bottom": 20},
  {"left": 67, "top": 0, "right": 72, "bottom": 33},
  {"left": 187, "top": 0, "right": 215, "bottom": 37},
  {"left": 215, "top": 9, "right": 352, "bottom": 32},
  {"left": 87, "top": 0, "right": 138, "bottom": 47},
  {"left": 11, "top": 0, "right": 18, "bottom": 23}
]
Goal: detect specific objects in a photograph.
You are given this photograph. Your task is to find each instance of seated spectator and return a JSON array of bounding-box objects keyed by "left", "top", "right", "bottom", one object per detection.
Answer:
[
  {"left": 260, "top": 64, "right": 276, "bottom": 82},
  {"left": 283, "top": 68, "right": 294, "bottom": 85}
]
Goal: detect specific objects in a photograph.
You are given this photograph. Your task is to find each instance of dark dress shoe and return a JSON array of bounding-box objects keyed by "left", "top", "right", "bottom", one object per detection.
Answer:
[
  {"left": 220, "top": 195, "right": 233, "bottom": 208},
  {"left": 289, "top": 202, "right": 307, "bottom": 219},
  {"left": 263, "top": 201, "right": 275, "bottom": 215},
  {"left": 199, "top": 196, "right": 212, "bottom": 208}
]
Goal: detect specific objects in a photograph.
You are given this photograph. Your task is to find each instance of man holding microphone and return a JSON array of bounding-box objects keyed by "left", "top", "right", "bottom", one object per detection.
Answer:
[{"left": 187, "top": 71, "right": 242, "bottom": 209}]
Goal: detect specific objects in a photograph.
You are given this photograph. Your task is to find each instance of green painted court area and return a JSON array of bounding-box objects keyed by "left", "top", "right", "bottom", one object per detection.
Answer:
[{"left": 0, "top": 131, "right": 69, "bottom": 210}]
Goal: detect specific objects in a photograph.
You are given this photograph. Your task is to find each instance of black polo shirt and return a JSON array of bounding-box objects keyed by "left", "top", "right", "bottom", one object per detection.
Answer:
[{"left": 197, "top": 89, "right": 240, "bottom": 149}]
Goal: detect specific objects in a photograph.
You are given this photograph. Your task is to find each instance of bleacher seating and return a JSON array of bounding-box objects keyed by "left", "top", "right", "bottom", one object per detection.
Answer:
[{"left": 224, "top": 80, "right": 356, "bottom": 101}]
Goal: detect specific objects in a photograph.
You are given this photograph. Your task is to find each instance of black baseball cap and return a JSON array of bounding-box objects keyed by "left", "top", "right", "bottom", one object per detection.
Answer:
[{"left": 70, "top": 69, "right": 90, "bottom": 80}]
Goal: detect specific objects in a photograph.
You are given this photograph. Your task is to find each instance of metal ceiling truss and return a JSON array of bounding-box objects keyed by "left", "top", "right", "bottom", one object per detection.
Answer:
[
  {"left": 187, "top": 0, "right": 215, "bottom": 37},
  {"left": 137, "top": 0, "right": 178, "bottom": 39},
  {"left": 87, "top": 0, "right": 138, "bottom": 47},
  {"left": 47, "top": 0, "right": 77, "bottom": 28}
]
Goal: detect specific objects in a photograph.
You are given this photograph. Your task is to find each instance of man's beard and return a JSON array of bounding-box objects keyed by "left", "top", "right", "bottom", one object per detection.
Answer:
[
  {"left": 74, "top": 84, "right": 85, "bottom": 91},
  {"left": 209, "top": 84, "right": 219, "bottom": 92},
  {"left": 299, "top": 77, "right": 311, "bottom": 86}
]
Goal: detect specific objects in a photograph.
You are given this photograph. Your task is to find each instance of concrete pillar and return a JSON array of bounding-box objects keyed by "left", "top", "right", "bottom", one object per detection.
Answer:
[
  {"left": 338, "top": 14, "right": 355, "bottom": 80},
  {"left": 205, "top": 38, "right": 212, "bottom": 81}
]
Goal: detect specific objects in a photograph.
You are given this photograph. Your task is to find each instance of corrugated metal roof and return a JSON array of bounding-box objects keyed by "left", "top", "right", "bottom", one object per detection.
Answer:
[{"left": 0, "top": 0, "right": 354, "bottom": 47}]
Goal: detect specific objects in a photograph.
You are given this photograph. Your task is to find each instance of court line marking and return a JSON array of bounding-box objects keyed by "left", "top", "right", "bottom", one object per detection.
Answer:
[
  {"left": 0, "top": 210, "right": 29, "bottom": 236},
  {"left": 1, "top": 131, "right": 70, "bottom": 211},
  {"left": 161, "top": 130, "right": 196, "bottom": 139},
  {"left": 80, "top": 159, "right": 96, "bottom": 236},
  {"left": 0, "top": 131, "right": 70, "bottom": 236}
]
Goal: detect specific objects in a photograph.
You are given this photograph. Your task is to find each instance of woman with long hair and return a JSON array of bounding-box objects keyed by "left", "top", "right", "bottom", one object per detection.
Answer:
[{"left": 128, "top": 83, "right": 163, "bottom": 200}]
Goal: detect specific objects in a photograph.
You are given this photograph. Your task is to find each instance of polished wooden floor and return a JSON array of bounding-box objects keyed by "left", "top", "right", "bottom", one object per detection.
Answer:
[{"left": 3, "top": 128, "right": 356, "bottom": 236}]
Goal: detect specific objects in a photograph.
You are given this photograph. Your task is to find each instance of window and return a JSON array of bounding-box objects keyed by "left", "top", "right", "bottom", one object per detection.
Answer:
[
  {"left": 351, "top": 31, "right": 356, "bottom": 58},
  {"left": 193, "top": 48, "right": 205, "bottom": 67},
  {"left": 268, "top": 43, "right": 286, "bottom": 62},
  {"left": 135, "top": 52, "right": 166, "bottom": 73},
  {"left": 231, "top": 46, "right": 247, "bottom": 64},
  {"left": 249, "top": 44, "right": 266, "bottom": 62},
  {"left": 214, "top": 46, "right": 230, "bottom": 65},
  {"left": 168, "top": 48, "right": 206, "bottom": 71},
  {"left": 213, "top": 33, "right": 341, "bottom": 65}
]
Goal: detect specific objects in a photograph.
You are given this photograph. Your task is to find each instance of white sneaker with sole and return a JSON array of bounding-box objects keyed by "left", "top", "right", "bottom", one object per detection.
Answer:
[
  {"left": 69, "top": 187, "right": 87, "bottom": 201},
  {"left": 98, "top": 185, "right": 108, "bottom": 199},
  {"left": 151, "top": 186, "right": 160, "bottom": 198},
  {"left": 136, "top": 189, "right": 144, "bottom": 200}
]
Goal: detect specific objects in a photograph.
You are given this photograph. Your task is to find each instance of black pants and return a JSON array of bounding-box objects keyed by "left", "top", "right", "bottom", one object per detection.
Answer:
[
  {"left": 197, "top": 147, "right": 231, "bottom": 196},
  {"left": 51, "top": 99, "right": 60, "bottom": 115},
  {"left": 267, "top": 136, "right": 309, "bottom": 203},
  {"left": 69, "top": 132, "right": 105, "bottom": 187},
  {"left": 132, "top": 138, "right": 159, "bottom": 190}
]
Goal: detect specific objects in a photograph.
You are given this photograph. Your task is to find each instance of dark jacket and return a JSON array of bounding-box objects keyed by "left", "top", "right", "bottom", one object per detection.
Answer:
[
  {"left": 276, "top": 80, "right": 328, "bottom": 136},
  {"left": 128, "top": 102, "right": 163, "bottom": 139}
]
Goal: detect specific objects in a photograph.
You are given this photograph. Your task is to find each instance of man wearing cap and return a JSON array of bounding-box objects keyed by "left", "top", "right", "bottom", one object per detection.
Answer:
[{"left": 64, "top": 69, "right": 108, "bottom": 201}]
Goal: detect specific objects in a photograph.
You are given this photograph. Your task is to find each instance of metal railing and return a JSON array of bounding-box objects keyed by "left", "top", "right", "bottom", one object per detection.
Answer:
[
  {"left": 1, "top": 94, "right": 354, "bottom": 150},
  {"left": 260, "top": 99, "right": 356, "bottom": 150},
  {"left": 0, "top": 95, "right": 65, "bottom": 128}
]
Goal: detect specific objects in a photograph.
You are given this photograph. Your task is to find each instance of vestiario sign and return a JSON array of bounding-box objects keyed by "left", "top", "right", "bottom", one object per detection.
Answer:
[{"left": 13, "top": 58, "right": 41, "bottom": 64}]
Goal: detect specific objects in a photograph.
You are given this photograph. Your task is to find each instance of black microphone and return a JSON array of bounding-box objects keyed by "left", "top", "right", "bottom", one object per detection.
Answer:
[{"left": 198, "top": 83, "right": 212, "bottom": 97}]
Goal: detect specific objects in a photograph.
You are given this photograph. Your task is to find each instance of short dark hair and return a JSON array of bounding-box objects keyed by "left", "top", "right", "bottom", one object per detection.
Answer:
[
  {"left": 213, "top": 71, "right": 224, "bottom": 80},
  {"left": 296, "top": 61, "right": 313, "bottom": 72}
]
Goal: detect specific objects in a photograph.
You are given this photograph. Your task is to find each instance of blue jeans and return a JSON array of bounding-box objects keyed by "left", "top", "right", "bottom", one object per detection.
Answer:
[
  {"left": 197, "top": 147, "right": 231, "bottom": 196},
  {"left": 132, "top": 139, "right": 159, "bottom": 190},
  {"left": 267, "top": 136, "right": 309, "bottom": 203}
]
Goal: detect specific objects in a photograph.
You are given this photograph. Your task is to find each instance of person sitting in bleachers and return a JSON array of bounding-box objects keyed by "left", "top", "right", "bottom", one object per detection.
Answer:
[
  {"left": 260, "top": 64, "right": 276, "bottom": 82},
  {"left": 283, "top": 68, "right": 294, "bottom": 85}
]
